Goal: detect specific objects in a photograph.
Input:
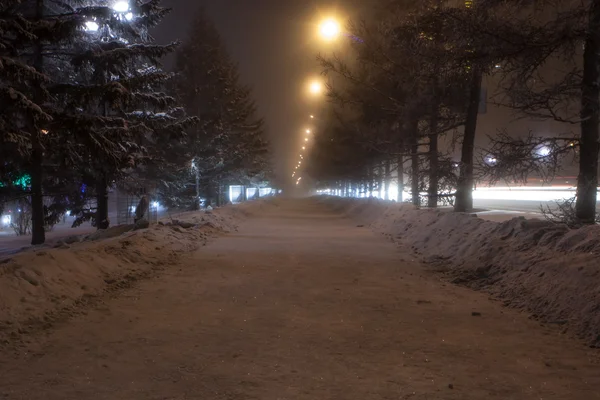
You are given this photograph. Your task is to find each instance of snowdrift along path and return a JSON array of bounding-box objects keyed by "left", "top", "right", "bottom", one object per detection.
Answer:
[
  {"left": 319, "top": 196, "right": 600, "bottom": 347},
  {"left": 0, "top": 198, "right": 598, "bottom": 400},
  {"left": 0, "top": 202, "right": 264, "bottom": 343}
]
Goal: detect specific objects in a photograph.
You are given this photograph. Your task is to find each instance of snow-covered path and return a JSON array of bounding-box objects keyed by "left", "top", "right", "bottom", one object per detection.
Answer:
[{"left": 1, "top": 198, "right": 598, "bottom": 399}]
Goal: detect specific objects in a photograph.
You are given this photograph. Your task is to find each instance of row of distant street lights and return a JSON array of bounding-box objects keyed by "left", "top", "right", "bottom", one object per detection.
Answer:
[{"left": 293, "top": 17, "right": 342, "bottom": 186}]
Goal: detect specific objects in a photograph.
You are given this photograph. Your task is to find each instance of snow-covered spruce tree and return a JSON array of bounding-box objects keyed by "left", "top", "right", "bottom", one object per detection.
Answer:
[
  {"left": 220, "top": 79, "right": 271, "bottom": 193},
  {"left": 0, "top": 0, "right": 97, "bottom": 244},
  {"left": 51, "top": 0, "right": 189, "bottom": 228},
  {"left": 0, "top": 1, "right": 48, "bottom": 223},
  {"left": 174, "top": 6, "right": 270, "bottom": 207},
  {"left": 127, "top": 90, "right": 198, "bottom": 212}
]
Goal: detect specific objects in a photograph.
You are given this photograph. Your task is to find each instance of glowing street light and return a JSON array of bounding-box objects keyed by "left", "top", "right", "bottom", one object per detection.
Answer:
[
  {"left": 304, "top": 138, "right": 308, "bottom": 142},
  {"left": 319, "top": 18, "right": 341, "bottom": 41},
  {"left": 85, "top": 21, "right": 99, "bottom": 31},
  {"left": 85, "top": 2, "right": 133, "bottom": 33},
  {"left": 112, "top": 1, "right": 129, "bottom": 12},
  {"left": 309, "top": 80, "right": 322, "bottom": 95},
  {"left": 302, "top": 146, "right": 306, "bottom": 150},
  {"left": 536, "top": 145, "right": 551, "bottom": 157},
  {"left": 484, "top": 155, "right": 498, "bottom": 166},
  {"left": 310, "top": 115, "right": 314, "bottom": 119},
  {"left": 306, "top": 129, "right": 311, "bottom": 134}
]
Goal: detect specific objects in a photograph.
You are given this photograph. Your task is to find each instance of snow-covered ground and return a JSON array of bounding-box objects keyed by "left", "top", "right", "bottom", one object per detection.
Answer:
[
  {"left": 318, "top": 195, "right": 600, "bottom": 347},
  {"left": 0, "top": 222, "right": 97, "bottom": 258},
  {"left": 1, "top": 197, "right": 598, "bottom": 399},
  {"left": 0, "top": 201, "right": 270, "bottom": 341}
]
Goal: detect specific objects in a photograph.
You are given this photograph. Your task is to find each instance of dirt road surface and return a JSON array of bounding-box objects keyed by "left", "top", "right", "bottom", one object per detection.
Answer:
[{"left": 1, "top": 199, "right": 599, "bottom": 399}]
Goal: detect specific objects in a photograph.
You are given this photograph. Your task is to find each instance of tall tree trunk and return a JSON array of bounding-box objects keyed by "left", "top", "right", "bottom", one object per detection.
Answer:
[
  {"left": 397, "top": 153, "right": 404, "bottom": 202},
  {"left": 384, "top": 158, "right": 391, "bottom": 201},
  {"left": 30, "top": 136, "right": 45, "bottom": 244},
  {"left": 411, "top": 140, "right": 420, "bottom": 207},
  {"left": 408, "top": 118, "right": 420, "bottom": 207},
  {"left": 96, "top": 176, "right": 109, "bottom": 229},
  {"left": 194, "top": 165, "right": 201, "bottom": 210},
  {"left": 377, "top": 163, "right": 384, "bottom": 198},
  {"left": 216, "top": 182, "right": 222, "bottom": 207},
  {"left": 30, "top": 0, "right": 45, "bottom": 245},
  {"left": 454, "top": 66, "right": 482, "bottom": 213},
  {"left": 576, "top": 1, "right": 600, "bottom": 224},
  {"left": 428, "top": 99, "right": 440, "bottom": 208},
  {"left": 368, "top": 166, "right": 374, "bottom": 197}
]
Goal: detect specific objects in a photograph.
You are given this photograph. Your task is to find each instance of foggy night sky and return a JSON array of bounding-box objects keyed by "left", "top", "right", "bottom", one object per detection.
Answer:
[
  {"left": 154, "top": 0, "right": 364, "bottom": 186},
  {"left": 154, "top": 1, "right": 576, "bottom": 186}
]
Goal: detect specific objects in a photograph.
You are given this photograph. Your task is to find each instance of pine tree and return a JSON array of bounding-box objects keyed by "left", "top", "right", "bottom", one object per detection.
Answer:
[
  {"left": 174, "top": 7, "right": 270, "bottom": 206},
  {"left": 51, "top": 0, "right": 188, "bottom": 228},
  {"left": 1, "top": 0, "right": 92, "bottom": 244},
  {"left": 0, "top": 1, "right": 48, "bottom": 216}
]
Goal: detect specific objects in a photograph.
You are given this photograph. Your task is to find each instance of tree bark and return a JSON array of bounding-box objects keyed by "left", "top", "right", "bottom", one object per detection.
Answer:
[
  {"left": 408, "top": 118, "right": 420, "bottom": 207},
  {"left": 216, "top": 182, "right": 222, "bottom": 207},
  {"left": 194, "top": 164, "right": 201, "bottom": 210},
  {"left": 30, "top": 0, "right": 45, "bottom": 245},
  {"left": 454, "top": 66, "right": 482, "bottom": 213},
  {"left": 576, "top": 0, "right": 600, "bottom": 224},
  {"left": 384, "top": 158, "right": 391, "bottom": 201},
  {"left": 428, "top": 99, "right": 440, "bottom": 208},
  {"left": 411, "top": 140, "right": 420, "bottom": 207},
  {"left": 377, "top": 163, "right": 384, "bottom": 199},
  {"left": 95, "top": 176, "right": 109, "bottom": 229},
  {"left": 30, "top": 135, "right": 45, "bottom": 244},
  {"left": 368, "top": 166, "right": 374, "bottom": 197},
  {"left": 397, "top": 153, "right": 404, "bottom": 202}
]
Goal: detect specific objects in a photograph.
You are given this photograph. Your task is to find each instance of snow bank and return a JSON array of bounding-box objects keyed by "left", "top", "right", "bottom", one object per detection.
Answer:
[
  {"left": 0, "top": 200, "right": 271, "bottom": 344},
  {"left": 318, "top": 196, "right": 600, "bottom": 347}
]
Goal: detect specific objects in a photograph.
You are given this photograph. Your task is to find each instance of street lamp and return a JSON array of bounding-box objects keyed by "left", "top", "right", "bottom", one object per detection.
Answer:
[
  {"left": 535, "top": 145, "right": 551, "bottom": 157},
  {"left": 84, "top": 1, "right": 134, "bottom": 32},
  {"left": 309, "top": 80, "right": 322, "bottom": 95},
  {"left": 85, "top": 21, "right": 99, "bottom": 31},
  {"left": 113, "top": 1, "right": 129, "bottom": 12},
  {"left": 306, "top": 129, "right": 311, "bottom": 134},
  {"left": 310, "top": 115, "right": 314, "bottom": 119},
  {"left": 319, "top": 18, "right": 341, "bottom": 41}
]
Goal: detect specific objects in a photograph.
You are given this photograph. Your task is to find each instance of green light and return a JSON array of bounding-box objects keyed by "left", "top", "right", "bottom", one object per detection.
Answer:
[
  {"left": 14, "top": 174, "right": 31, "bottom": 189},
  {"left": 0, "top": 173, "right": 31, "bottom": 189}
]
